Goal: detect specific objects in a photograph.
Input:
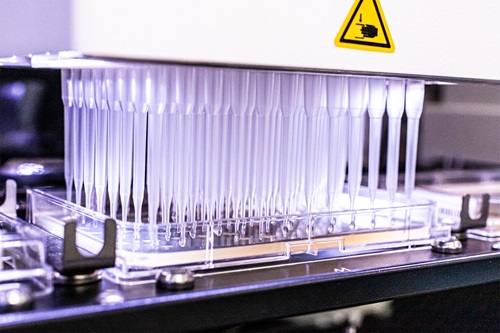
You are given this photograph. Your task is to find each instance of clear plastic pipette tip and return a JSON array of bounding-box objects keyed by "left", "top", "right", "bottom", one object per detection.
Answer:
[
  {"left": 347, "top": 76, "right": 368, "bottom": 218},
  {"left": 385, "top": 78, "right": 406, "bottom": 207},
  {"left": 404, "top": 80, "right": 425, "bottom": 200},
  {"left": 367, "top": 78, "right": 387, "bottom": 209}
]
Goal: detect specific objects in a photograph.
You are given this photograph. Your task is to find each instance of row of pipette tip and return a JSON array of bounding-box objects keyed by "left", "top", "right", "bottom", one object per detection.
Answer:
[{"left": 61, "top": 65, "right": 425, "bottom": 232}]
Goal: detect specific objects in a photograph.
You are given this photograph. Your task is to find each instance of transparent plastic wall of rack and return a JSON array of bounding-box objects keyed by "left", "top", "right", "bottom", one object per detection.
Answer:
[
  {"left": 0, "top": 212, "right": 53, "bottom": 296},
  {"left": 27, "top": 187, "right": 446, "bottom": 285}
]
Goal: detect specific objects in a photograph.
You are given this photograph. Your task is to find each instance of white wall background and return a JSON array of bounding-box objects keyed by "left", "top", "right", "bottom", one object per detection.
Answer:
[{"left": 0, "top": 0, "right": 71, "bottom": 56}]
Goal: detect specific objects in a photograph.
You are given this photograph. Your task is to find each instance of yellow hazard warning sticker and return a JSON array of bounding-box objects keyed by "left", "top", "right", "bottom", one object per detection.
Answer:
[{"left": 335, "top": 0, "right": 395, "bottom": 53}]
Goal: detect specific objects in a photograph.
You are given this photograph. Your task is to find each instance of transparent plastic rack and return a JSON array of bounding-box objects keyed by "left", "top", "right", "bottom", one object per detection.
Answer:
[
  {"left": 414, "top": 169, "right": 500, "bottom": 242},
  {"left": 27, "top": 187, "right": 446, "bottom": 285},
  {"left": 0, "top": 211, "right": 53, "bottom": 297}
]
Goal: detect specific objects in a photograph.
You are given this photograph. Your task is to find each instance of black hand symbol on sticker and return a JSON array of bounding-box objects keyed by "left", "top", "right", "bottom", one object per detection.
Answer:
[{"left": 356, "top": 24, "right": 378, "bottom": 39}]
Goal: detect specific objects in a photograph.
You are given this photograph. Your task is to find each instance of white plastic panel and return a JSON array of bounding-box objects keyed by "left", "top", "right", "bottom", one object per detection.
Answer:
[{"left": 71, "top": 0, "right": 500, "bottom": 82}]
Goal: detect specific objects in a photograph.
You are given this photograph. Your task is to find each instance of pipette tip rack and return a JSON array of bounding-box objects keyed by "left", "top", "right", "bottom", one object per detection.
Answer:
[{"left": 24, "top": 55, "right": 444, "bottom": 284}]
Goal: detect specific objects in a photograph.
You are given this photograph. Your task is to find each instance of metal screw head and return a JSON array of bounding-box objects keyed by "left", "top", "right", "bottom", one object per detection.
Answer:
[
  {"left": 431, "top": 236, "right": 463, "bottom": 254},
  {"left": 157, "top": 268, "right": 195, "bottom": 291},
  {"left": 0, "top": 283, "right": 33, "bottom": 312}
]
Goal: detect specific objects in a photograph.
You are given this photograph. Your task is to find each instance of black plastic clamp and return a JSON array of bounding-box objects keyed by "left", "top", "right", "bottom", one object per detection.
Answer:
[
  {"left": 48, "top": 218, "right": 116, "bottom": 285},
  {"left": 453, "top": 193, "right": 490, "bottom": 238}
]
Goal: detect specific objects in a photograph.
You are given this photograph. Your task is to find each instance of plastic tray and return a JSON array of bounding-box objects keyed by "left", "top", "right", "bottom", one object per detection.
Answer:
[
  {"left": 0, "top": 212, "right": 53, "bottom": 297},
  {"left": 27, "top": 187, "right": 443, "bottom": 285},
  {"left": 413, "top": 169, "right": 500, "bottom": 241}
]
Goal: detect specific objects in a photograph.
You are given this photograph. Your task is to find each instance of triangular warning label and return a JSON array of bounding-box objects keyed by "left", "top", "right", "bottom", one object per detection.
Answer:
[{"left": 335, "top": 0, "right": 395, "bottom": 53}]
